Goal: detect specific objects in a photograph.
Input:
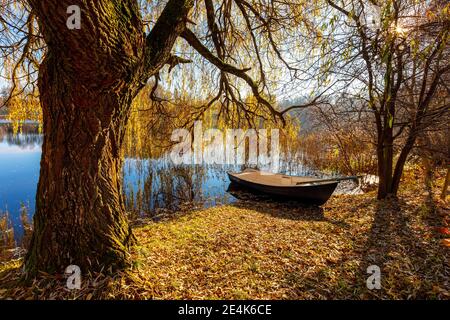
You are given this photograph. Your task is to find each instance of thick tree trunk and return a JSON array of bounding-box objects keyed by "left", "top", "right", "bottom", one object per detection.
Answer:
[
  {"left": 25, "top": 54, "right": 140, "bottom": 277},
  {"left": 442, "top": 167, "right": 450, "bottom": 200},
  {"left": 25, "top": 0, "right": 193, "bottom": 277},
  {"left": 377, "top": 126, "right": 417, "bottom": 199},
  {"left": 24, "top": 0, "right": 147, "bottom": 277}
]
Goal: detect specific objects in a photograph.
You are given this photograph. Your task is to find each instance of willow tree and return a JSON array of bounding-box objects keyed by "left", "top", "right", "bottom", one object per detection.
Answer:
[{"left": 1, "top": 0, "right": 323, "bottom": 276}]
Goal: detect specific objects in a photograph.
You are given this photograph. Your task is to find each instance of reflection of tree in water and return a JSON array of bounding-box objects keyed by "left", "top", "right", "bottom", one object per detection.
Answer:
[
  {"left": 156, "top": 164, "right": 203, "bottom": 210},
  {"left": 0, "top": 124, "right": 42, "bottom": 148},
  {"left": 124, "top": 159, "right": 208, "bottom": 217}
]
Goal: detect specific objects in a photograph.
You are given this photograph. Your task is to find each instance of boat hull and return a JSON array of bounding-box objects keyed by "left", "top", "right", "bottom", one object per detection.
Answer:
[{"left": 228, "top": 172, "right": 338, "bottom": 205}]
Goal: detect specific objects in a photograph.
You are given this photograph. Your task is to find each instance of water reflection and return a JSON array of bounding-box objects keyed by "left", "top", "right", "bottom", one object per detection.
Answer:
[
  {"left": 0, "top": 124, "right": 41, "bottom": 241},
  {"left": 0, "top": 124, "right": 43, "bottom": 151},
  {"left": 123, "top": 160, "right": 240, "bottom": 216}
]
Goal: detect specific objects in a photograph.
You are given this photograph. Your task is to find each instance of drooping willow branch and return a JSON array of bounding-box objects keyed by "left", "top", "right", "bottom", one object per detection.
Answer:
[{"left": 180, "top": 28, "right": 326, "bottom": 125}]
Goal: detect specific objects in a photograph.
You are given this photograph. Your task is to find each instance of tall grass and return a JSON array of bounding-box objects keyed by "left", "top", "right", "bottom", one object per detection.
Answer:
[
  {"left": 0, "top": 210, "right": 15, "bottom": 259},
  {"left": 0, "top": 204, "right": 33, "bottom": 261}
]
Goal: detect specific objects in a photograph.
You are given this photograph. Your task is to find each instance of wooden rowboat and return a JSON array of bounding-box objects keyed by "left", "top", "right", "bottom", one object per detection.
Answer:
[{"left": 227, "top": 169, "right": 358, "bottom": 205}]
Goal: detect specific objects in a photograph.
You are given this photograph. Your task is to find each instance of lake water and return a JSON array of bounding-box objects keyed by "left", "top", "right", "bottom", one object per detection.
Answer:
[
  {"left": 0, "top": 124, "right": 351, "bottom": 242},
  {"left": 0, "top": 126, "right": 42, "bottom": 242}
]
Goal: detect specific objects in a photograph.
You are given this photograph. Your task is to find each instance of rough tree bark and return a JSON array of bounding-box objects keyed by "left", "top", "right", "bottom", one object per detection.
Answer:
[
  {"left": 391, "top": 134, "right": 416, "bottom": 196},
  {"left": 25, "top": 0, "right": 193, "bottom": 277},
  {"left": 376, "top": 125, "right": 395, "bottom": 199},
  {"left": 442, "top": 167, "right": 450, "bottom": 200}
]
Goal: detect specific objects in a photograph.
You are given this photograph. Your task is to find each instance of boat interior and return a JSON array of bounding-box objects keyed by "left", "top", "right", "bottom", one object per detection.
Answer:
[{"left": 229, "top": 170, "right": 337, "bottom": 187}]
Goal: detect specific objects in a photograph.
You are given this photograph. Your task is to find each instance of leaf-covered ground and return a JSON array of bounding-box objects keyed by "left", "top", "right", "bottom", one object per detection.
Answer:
[{"left": 0, "top": 170, "right": 448, "bottom": 299}]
